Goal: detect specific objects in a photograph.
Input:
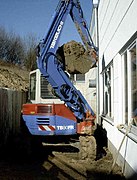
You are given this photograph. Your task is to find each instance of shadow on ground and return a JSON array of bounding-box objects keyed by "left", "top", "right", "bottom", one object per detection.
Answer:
[{"left": 0, "top": 134, "right": 126, "bottom": 180}]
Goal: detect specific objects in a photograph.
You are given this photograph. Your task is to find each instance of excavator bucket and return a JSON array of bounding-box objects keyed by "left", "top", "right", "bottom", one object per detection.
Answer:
[{"left": 56, "top": 40, "right": 97, "bottom": 74}]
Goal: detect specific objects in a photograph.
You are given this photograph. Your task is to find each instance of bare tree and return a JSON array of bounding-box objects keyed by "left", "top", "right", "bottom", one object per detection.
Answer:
[
  {"left": 24, "top": 34, "right": 37, "bottom": 70},
  {"left": 0, "top": 27, "right": 38, "bottom": 70},
  {"left": 0, "top": 27, "right": 25, "bottom": 64},
  {"left": 0, "top": 27, "right": 9, "bottom": 60},
  {"left": 7, "top": 34, "right": 25, "bottom": 64}
]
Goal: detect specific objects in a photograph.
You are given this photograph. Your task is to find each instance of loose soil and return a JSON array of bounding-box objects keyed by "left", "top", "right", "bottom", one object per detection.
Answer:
[
  {"left": 0, "top": 60, "right": 29, "bottom": 91},
  {"left": 57, "top": 40, "right": 98, "bottom": 74},
  {"left": 0, "top": 144, "right": 125, "bottom": 180}
]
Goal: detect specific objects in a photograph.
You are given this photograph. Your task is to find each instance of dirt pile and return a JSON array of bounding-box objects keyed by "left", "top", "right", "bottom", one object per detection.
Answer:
[
  {"left": 51, "top": 150, "right": 125, "bottom": 180},
  {"left": 0, "top": 60, "right": 29, "bottom": 91},
  {"left": 57, "top": 40, "right": 97, "bottom": 74}
]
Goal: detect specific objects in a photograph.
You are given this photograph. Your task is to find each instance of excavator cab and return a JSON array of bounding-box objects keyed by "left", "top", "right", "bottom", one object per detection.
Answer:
[
  {"left": 29, "top": 69, "right": 59, "bottom": 104},
  {"left": 22, "top": 69, "right": 77, "bottom": 136}
]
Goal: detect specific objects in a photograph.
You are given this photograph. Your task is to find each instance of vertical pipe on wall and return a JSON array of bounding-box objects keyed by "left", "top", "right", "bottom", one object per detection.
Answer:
[{"left": 92, "top": 0, "right": 100, "bottom": 124}]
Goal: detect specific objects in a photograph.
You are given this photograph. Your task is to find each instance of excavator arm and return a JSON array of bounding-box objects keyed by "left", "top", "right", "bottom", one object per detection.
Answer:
[{"left": 37, "top": 0, "right": 98, "bottom": 122}]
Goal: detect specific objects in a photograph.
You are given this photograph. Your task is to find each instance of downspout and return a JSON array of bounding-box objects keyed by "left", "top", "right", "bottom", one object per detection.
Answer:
[{"left": 93, "top": 0, "right": 100, "bottom": 124}]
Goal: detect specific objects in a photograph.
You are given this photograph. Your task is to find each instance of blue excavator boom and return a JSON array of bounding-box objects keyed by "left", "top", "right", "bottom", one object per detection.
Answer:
[{"left": 37, "top": 0, "right": 98, "bottom": 121}]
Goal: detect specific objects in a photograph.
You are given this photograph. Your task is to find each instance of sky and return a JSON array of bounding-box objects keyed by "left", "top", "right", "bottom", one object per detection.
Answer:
[{"left": 0, "top": 0, "right": 93, "bottom": 46}]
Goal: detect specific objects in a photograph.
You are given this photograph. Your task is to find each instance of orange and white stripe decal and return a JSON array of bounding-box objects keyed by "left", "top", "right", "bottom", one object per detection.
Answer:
[{"left": 38, "top": 125, "right": 55, "bottom": 131}]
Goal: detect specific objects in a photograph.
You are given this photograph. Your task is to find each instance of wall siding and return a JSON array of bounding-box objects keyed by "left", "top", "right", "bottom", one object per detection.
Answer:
[
  {"left": 98, "top": 0, "right": 137, "bottom": 177},
  {"left": 99, "top": 0, "right": 136, "bottom": 69}
]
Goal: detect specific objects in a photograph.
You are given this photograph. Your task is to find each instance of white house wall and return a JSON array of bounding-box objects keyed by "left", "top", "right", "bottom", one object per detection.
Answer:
[
  {"left": 113, "top": 54, "right": 123, "bottom": 125},
  {"left": 85, "top": 69, "right": 97, "bottom": 113},
  {"left": 99, "top": 0, "right": 137, "bottom": 69},
  {"left": 98, "top": 0, "right": 137, "bottom": 177}
]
